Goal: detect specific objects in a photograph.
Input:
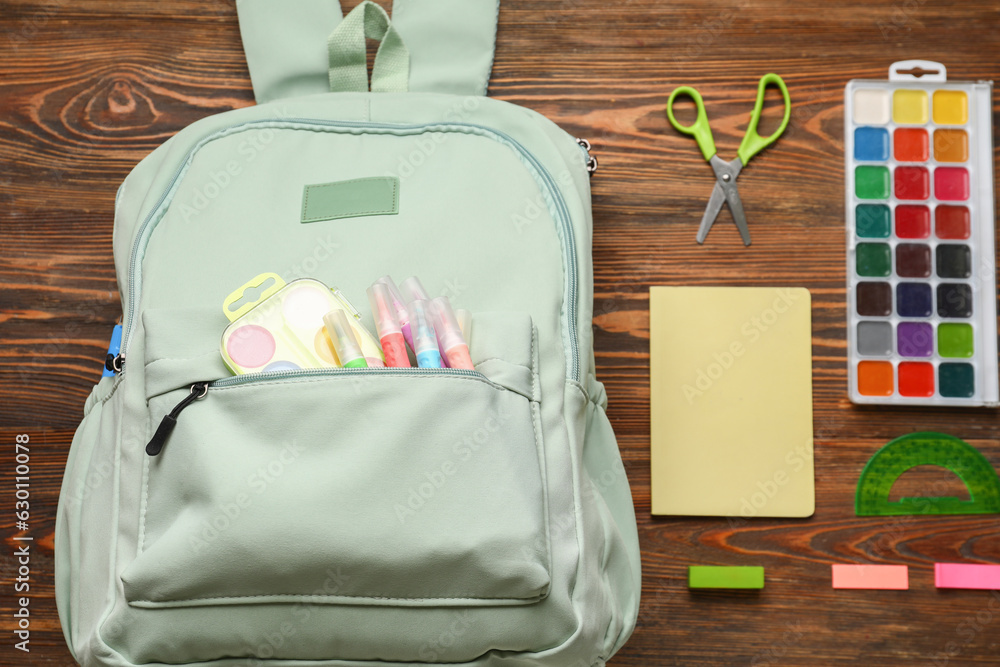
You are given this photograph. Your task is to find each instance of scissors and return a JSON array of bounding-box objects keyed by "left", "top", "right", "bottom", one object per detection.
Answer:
[{"left": 665, "top": 74, "right": 791, "bottom": 246}]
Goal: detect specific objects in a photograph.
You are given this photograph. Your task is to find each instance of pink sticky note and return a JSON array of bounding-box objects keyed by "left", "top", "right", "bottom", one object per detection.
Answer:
[
  {"left": 832, "top": 564, "right": 909, "bottom": 590},
  {"left": 935, "top": 563, "right": 1000, "bottom": 590}
]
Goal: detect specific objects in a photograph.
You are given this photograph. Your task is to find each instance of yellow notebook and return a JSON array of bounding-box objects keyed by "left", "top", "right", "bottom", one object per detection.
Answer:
[{"left": 650, "top": 286, "right": 815, "bottom": 518}]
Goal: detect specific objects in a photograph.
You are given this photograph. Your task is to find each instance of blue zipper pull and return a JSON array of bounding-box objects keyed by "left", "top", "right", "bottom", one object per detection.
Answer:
[{"left": 146, "top": 382, "right": 209, "bottom": 456}]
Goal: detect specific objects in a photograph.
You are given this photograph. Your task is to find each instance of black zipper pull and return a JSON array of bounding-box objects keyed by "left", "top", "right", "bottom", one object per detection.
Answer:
[
  {"left": 576, "top": 137, "right": 597, "bottom": 175},
  {"left": 105, "top": 353, "right": 125, "bottom": 374},
  {"left": 146, "top": 382, "right": 209, "bottom": 456}
]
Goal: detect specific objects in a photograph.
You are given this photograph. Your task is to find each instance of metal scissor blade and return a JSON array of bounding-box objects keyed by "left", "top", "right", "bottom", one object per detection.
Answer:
[
  {"left": 700, "top": 156, "right": 750, "bottom": 246},
  {"left": 722, "top": 179, "right": 751, "bottom": 246},
  {"left": 696, "top": 181, "right": 726, "bottom": 244}
]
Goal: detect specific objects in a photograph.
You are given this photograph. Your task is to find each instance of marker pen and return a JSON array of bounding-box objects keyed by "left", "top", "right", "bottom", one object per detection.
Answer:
[
  {"left": 406, "top": 300, "right": 443, "bottom": 368},
  {"left": 456, "top": 308, "right": 472, "bottom": 343},
  {"left": 322, "top": 309, "right": 368, "bottom": 368},
  {"left": 375, "top": 276, "right": 413, "bottom": 349},
  {"left": 367, "top": 283, "right": 411, "bottom": 368},
  {"left": 401, "top": 276, "right": 454, "bottom": 366},
  {"left": 400, "top": 275, "right": 431, "bottom": 302},
  {"left": 430, "top": 296, "right": 474, "bottom": 369},
  {"left": 330, "top": 286, "right": 385, "bottom": 367}
]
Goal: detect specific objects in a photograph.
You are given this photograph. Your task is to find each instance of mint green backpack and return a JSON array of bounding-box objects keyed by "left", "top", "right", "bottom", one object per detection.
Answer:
[{"left": 55, "top": 1, "right": 640, "bottom": 664}]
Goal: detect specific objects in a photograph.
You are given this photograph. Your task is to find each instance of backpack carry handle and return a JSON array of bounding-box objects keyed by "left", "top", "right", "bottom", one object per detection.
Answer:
[
  {"left": 237, "top": 0, "right": 500, "bottom": 103},
  {"left": 391, "top": 0, "right": 498, "bottom": 97},
  {"left": 237, "top": 0, "right": 344, "bottom": 104},
  {"left": 328, "top": 1, "right": 409, "bottom": 93}
]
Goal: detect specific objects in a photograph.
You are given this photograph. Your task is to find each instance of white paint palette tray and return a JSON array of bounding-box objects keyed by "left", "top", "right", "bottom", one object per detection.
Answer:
[{"left": 845, "top": 60, "right": 998, "bottom": 406}]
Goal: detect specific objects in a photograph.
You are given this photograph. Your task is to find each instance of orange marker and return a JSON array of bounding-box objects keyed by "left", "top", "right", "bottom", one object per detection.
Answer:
[{"left": 430, "top": 296, "right": 474, "bottom": 370}]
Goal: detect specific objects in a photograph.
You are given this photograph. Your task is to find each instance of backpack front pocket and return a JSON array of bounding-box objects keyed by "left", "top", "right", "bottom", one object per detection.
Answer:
[{"left": 122, "top": 310, "right": 550, "bottom": 609}]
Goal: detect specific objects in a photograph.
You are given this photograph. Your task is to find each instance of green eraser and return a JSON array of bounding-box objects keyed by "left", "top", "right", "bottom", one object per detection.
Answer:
[{"left": 688, "top": 566, "right": 765, "bottom": 589}]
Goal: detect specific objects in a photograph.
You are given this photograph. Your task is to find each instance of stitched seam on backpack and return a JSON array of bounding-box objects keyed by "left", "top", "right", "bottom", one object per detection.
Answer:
[
  {"left": 137, "top": 429, "right": 151, "bottom": 552},
  {"left": 530, "top": 323, "right": 540, "bottom": 403},
  {"left": 93, "top": 374, "right": 123, "bottom": 408},
  {"left": 129, "top": 592, "right": 542, "bottom": 604},
  {"left": 527, "top": 324, "right": 552, "bottom": 582},
  {"left": 472, "top": 356, "right": 531, "bottom": 373},
  {"left": 567, "top": 378, "right": 589, "bottom": 403},
  {"left": 144, "top": 350, "right": 218, "bottom": 367},
  {"left": 209, "top": 373, "right": 504, "bottom": 392}
]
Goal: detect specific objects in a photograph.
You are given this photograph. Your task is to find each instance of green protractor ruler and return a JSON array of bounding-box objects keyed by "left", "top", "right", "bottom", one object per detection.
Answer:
[{"left": 856, "top": 432, "right": 1000, "bottom": 516}]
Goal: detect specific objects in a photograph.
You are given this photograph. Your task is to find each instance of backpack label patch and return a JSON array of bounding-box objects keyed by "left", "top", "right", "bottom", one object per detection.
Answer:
[{"left": 301, "top": 176, "right": 399, "bottom": 223}]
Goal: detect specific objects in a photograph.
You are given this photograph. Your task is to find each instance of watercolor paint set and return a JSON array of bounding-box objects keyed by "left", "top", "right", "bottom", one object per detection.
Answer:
[
  {"left": 221, "top": 274, "right": 387, "bottom": 374},
  {"left": 845, "top": 61, "right": 999, "bottom": 406}
]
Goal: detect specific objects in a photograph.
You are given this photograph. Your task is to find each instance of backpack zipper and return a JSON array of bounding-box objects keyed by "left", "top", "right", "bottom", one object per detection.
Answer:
[
  {"left": 145, "top": 367, "right": 492, "bottom": 457},
  {"left": 106, "top": 353, "right": 125, "bottom": 374},
  {"left": 119, "top": 118, "right": 582, "bottom": 383},
  {"left": 576, "top": 138, "right": 598, "bottom": 175},
  {"left": 145, "top": 382, "right": 209, "bottom": 456}
]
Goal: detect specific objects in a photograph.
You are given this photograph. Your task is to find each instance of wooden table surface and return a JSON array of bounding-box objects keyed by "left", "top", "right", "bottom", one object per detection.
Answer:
[{"left": 3, "top": 1, "right": 1000, "bottom": 664}]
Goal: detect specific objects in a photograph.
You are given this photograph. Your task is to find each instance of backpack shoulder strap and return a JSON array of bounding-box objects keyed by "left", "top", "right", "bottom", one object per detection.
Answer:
[{"left": 237, "top": 0, "right": 499, "bottom": 104}]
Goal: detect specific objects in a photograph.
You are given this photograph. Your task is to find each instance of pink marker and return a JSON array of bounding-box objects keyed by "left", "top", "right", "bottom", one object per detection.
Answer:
[
  {"left": 430, "top": 296, "right": 474, "bottom": 369},
  {"left": 401, "top": 276, "right": 455, "bottom": 366},
  {"left": 367, "top": 283, "right": 411, "bottom": 368},
  {"left": 375, "top": 276, "right": 413, "bottom": 349}
]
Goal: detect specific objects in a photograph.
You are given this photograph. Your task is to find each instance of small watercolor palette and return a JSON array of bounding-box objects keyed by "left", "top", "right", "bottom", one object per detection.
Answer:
[
  {"left": 221, "top": 274, "right": 384, "bottom": 374},
  {"left": 845, "top": 61, "right": 998, "bottom": 406}
]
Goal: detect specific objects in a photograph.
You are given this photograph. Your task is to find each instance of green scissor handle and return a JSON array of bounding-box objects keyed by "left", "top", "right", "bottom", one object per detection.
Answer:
[
  {"left": 666, "top": 86, "right": 716, "bottom": 162},
  {"left": 736, "top": 73, "right": 791, "bottom": 166}
]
